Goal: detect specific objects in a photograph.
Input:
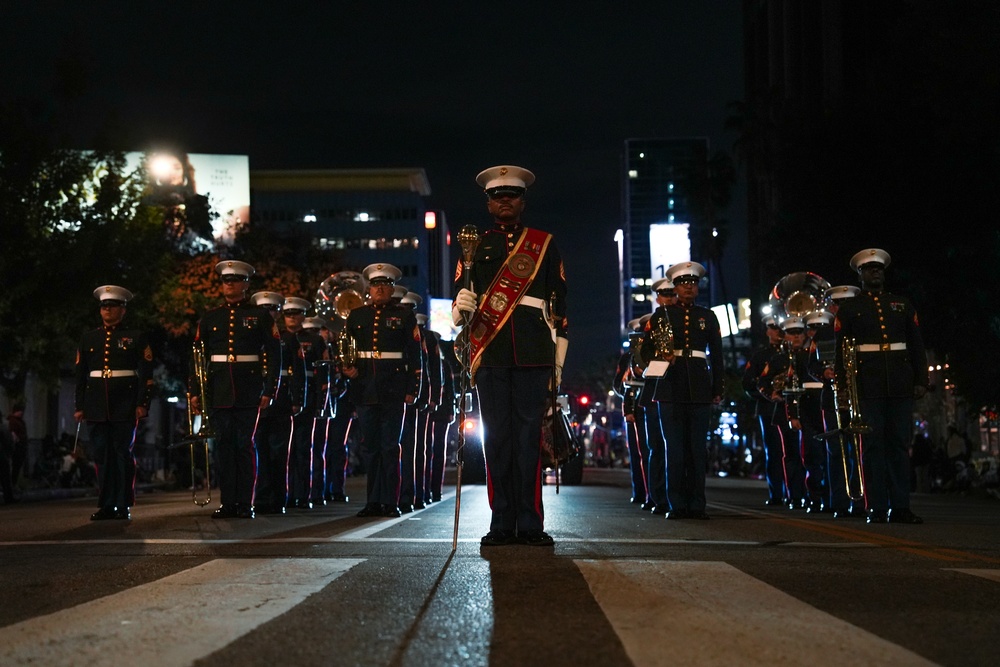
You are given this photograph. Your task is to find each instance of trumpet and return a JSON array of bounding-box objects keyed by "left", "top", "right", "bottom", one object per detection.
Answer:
[
  {"left": 335, "top": 327, "right": 357, "bottom": 366},
  {"left": 185, "top": 340, "right": 214, "bottom": 507},
  {"left": 650, "top": 311, "right": 674, "bottom": 360}
]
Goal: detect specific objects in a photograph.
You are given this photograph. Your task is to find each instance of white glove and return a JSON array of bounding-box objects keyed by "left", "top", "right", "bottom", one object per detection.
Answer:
[
  {"left": 555, "top": 337, "right": 568, "bottom": 387},
  {"left": 452, "top": 288, "right": 478, "bottom": 326}
]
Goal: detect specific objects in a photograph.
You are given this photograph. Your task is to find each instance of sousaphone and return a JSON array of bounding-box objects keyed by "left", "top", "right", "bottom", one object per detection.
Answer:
[
  {"left": 315, "top": 270, "right": 367, "bottom": 321},
  {"left": 769, "top": 271, "right": 831, "bottom": 321}
]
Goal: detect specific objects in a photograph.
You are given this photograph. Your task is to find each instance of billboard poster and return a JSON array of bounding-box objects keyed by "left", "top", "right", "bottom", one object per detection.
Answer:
[
  {"left": 648, "top": 223, "right": 690, "bottom": 280},
  {"left": 125, "top": 151, "right": 250, "bottom": 246}
]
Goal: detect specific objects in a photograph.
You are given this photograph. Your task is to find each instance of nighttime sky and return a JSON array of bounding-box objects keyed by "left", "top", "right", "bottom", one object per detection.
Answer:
[{"left": 2, "top": 1, "right": 746, "bottom": 370}]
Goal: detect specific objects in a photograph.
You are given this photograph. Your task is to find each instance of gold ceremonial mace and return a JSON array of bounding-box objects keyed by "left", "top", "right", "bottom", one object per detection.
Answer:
[{"left": 453, "top": 224, "right": 481, "bottom": 551}]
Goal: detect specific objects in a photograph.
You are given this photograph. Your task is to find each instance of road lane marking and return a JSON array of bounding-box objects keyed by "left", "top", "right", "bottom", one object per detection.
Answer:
[
  {"left": 709, "top": 501, "right": 1000, "bottom": 564},
  {"left": 0, "top": 537, "right": 878, "bottom": 546},
  {"left": 576, "top": 560, "right": 939, "bottom": 667},
  {"left": 0, "top": 558, "right": 362, "bottom": 667}
]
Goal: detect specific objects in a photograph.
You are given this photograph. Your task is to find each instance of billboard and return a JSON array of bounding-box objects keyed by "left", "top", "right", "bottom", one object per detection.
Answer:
[
  {"left": 648, "top": 223, "right": 690, "bottom": 280},
  {"left": 125, "top": 151, "right": 250, "bottom": 245}
]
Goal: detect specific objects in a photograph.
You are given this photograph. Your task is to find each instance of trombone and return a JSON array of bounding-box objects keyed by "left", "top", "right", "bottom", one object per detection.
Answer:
[
  {"left": 185, "top": 340, "right": 215, "bottom": 507},
  {"left": 819, "top": 337, "right": 867, "bottom": 501}
]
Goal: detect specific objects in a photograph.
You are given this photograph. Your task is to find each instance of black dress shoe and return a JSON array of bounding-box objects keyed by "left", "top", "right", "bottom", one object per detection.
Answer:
[
  {"left": 324, "top": 492, "right": 334, "bottom": 503},
  {"left": 650, "top": 504, "right": 670, "bottom": 516},
  {"left": 310, "top": 498, "right": 327, "bottom": 507},
  {"left": 640, "top": 500, "right": 656, "bottom": 511},
  {"left": 519, "top": 530, "right": 555, "bottom": 547},
  {"left": 688, "top": 510, "right": 710, "bottom": 520},
  {"left": 665, "top": 509, "right": 687, "bottom": 520},
  {"left": 413, "top": 501, "right": 426, "bottom": 510},
  {"left": 763, "top": 498, "right": 784, "bottom": 507},
  {"left": 356, "top": 503, "right": 379, "bottom": 517},
  {"left": 480, "top": 529, "right": 518, "bottom": 546},
  {"left": 381, "top": 504, "right": 402, "bottom": 518},
  {"left": 331, "top": 493, "right": 349, "bottom": 503},
  {"left": 236, "top": 504, "right": 255, "bottom": 519},
  {"left": 212, "top": 505, "right": 239, "bottom": 519},
  {"left": 113, "top": 507, "right": 131, "bottom": 520},
  {"left": 889, "top": 508, "right": 924, "bottom": 524},
  {"left": 806, "top": 500, "right": 825, "bottom": 514},
  {"left": 831, "top": 506, "right": 853, "bottom": 519},
  {"left": 90, "top": 507, "right": 116, "bottom": 521},
  {"left": 431, "top": 494, "right": 442, "bottom": 502},
  {"left": 399, "top": 504, "right": 413, "bottom": 515},
  {"left": 866, "top": 510, "right": 889, "bottom": 524}
]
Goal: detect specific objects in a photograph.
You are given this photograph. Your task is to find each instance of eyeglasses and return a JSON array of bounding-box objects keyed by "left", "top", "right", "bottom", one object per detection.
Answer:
[
  {"left": 220, "top": 275, "right": 247, "bottom": 284},
  {"left": 487, "top": 190, "right": 524, "bottom": 201}
]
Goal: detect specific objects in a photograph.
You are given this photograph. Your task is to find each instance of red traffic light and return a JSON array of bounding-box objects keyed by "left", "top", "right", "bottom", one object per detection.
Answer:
[{"left": 579, "top": 395, "right": 590, "bottom": 406}]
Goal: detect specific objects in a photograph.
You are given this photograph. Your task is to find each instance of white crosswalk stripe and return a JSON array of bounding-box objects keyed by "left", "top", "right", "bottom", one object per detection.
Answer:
[
  {"left": 3, "top": 556, "right": 980, "bottom": 666},
  {"left": 0, "top": 558, "right": 362, "bottom": 667},
  {"left": 576, "top": 560, "right": 940, "bottom": 667},
  {"left": 944, "top": 568, "right": 1000, "bottom": 584}
]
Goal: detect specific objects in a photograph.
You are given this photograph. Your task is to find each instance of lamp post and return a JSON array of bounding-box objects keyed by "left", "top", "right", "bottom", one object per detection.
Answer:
[{"left": 615, "top": 228, "right": 624, "bottom": 340}]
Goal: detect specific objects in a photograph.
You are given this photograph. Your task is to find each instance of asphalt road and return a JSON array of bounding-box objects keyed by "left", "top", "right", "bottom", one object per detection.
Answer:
[{"left": 2, "top": 469, "right": 998, "bottom": 667}]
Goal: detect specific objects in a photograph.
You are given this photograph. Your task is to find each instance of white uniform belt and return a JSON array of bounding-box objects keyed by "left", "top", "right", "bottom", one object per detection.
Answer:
[
  {"left": 673, "top": 349, "right": 708, "bottom": 359},
  {"left": 624, "top": 380, "right": 644, "bottom": 387},
  {"left": 280, "top": 370, "right": 315, "bottom": 377},
  {"left": 89, "top": 370, "right": 137, "bottom": 378},
  {"left": 519, "top": 296, "right": 546, "bottom": 310},
  {"left": 356, "top": 351, "right": 403, "bottom": 359},
  {"left": 802, "top": 382, "right": 824, "bottom": 390},
  {"left": 210, "top": 354, "right": 260, "bottom": 362},
  {"left": 857, "top": 343, "right": 906, "bottom": 352}
]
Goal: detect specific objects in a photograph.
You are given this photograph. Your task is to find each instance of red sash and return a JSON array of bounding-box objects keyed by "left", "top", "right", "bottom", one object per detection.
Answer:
[{"left": 467, "top": 227, "right": 552, "bottom": 383}]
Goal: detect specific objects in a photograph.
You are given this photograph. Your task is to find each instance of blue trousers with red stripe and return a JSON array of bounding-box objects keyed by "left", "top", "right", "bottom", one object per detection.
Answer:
[
  {"left": 476, "top": 366, "right": 550, "bottom": 534},
  {"left": 209, "top": 407, "right": 259, "bottom": 507}
]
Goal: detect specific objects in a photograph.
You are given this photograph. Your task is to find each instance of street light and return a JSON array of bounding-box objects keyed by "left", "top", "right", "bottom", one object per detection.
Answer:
[{"left": 615, "top": 228, "right": 624, "bottom": 340}]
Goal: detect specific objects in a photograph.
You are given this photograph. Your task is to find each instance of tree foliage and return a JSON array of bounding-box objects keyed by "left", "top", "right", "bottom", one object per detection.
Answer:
[{"left": 0, "top": 145, "right": 170, "bottom": 399}]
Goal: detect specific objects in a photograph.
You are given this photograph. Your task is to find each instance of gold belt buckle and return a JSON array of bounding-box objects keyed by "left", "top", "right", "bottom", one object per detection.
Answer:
[
  {"left": 372, "top": 350, "right": 381, "bottom": 359},
  {"left": 880, "top": 343, "right": 890, "bottom": 351},
  {"left": 227, "top": 354, "right": 236, "bottom": 363},
  {"left": 102, "top": 369, "right": 112, "bottom": 378}
]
